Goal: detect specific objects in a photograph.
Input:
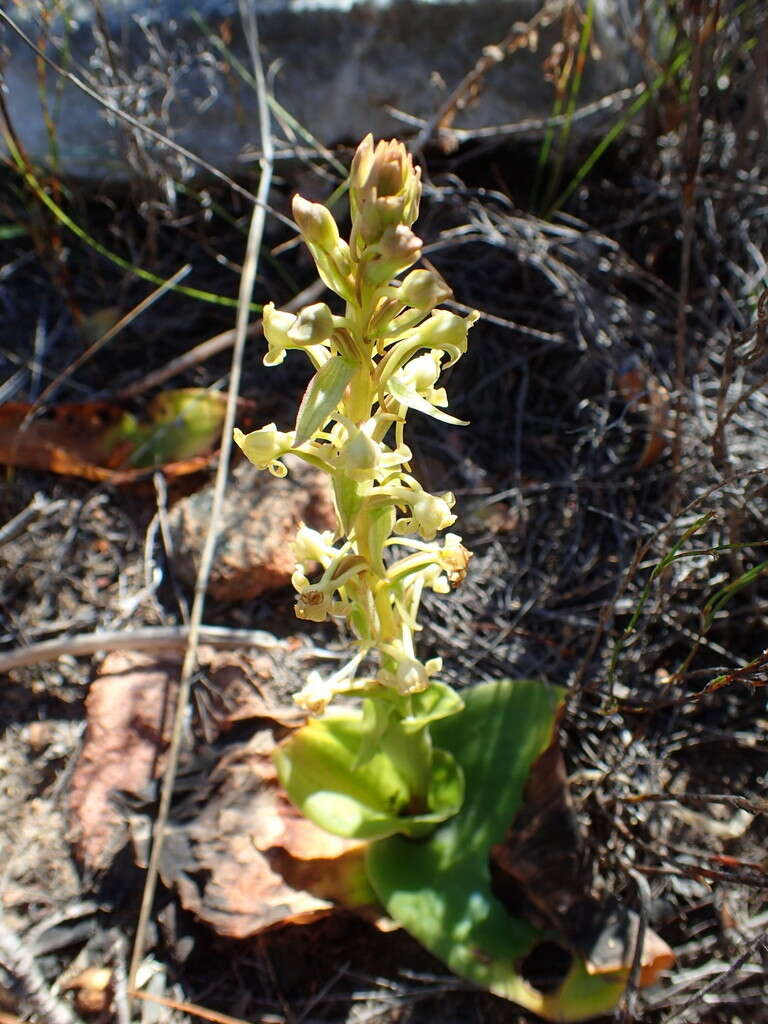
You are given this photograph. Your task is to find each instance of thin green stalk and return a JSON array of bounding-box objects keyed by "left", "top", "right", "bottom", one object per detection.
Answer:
[
  {"left": 549, "top": 47, "right": 691, "bottom": 215},
  {"left": 3, "top": 134, "right": 260, "bottom": 311},
  {"left": 541, "top": 0, "right": 595, "bottom": 214}
]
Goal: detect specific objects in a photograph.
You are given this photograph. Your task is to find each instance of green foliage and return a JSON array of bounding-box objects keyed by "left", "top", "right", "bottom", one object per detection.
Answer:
[
  {"left": 367, "top": 679, "right": 627, "bottom": 1022},
  {"left": 274, "top": 697, "right": 465, "bottom": 840}
]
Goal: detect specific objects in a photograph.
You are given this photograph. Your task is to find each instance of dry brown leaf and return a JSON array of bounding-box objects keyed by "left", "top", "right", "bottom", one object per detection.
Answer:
[
  {"left": 69, "top": 651, "right": 178, "bottom": 871},
  {"left": 491, "top": 728, "right": 674, "bottom": 987},
  {"left": 0, "top": 392, "right": 254, "bottom": 483},
  {"left": 158, "top": 732, "right": 371, "bottom": 938},
  {"left": 0, "top": 402, "right": 137, "bottom": 481},
  {"left": 70, "top": 649, "right": 375, "bottom": 938},
  {"left": 616, "top": 359, "right": 672, "bottom": 470}
]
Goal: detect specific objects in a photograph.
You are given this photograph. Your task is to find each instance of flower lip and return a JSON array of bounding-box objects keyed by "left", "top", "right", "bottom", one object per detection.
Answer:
[{"left": 233, "top": 423, "right": 294, "bottom": 476}]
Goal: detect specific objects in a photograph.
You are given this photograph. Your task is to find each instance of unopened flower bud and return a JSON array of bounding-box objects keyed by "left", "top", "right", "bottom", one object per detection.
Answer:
[
  {"left": 349, "top": 134, "right": 375, "bottom": 212},
  {"left": 287, "top": 302, "right": 334, "bottom": 344},
  {"left": 378, "top": 224, "right": 422, "bottom": 263},
  {"left": 341, "top": 424, "right": 380, "bottom": 480},
  {"left": 350, "top": 136, "right": 422, "bottom": 246},
  {"left": 292, "top": 195, "right": 340, "bottom": 251},
  {"left": 398, "top": 269, "right": 452, "bottom": 310}
]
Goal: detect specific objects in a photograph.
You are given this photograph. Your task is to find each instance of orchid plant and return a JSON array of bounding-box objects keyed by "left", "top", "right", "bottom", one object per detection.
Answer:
[
  {"left": 232, "top": 137, "right": 670, "bottom": 1021},
  {"left": 235, "top": 135, "right": 476, "bottom": 840}
]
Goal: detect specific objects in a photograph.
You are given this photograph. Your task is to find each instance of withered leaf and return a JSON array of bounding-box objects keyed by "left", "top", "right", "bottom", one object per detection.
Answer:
[
  {"left": 158, "top": 733, "right": 373, "bottom": 938},
  {"left": 490, "top": 726, "right": 674, "bottom": 988},
  {"left": 70, "top": 649, "right": 375, "bottom": 937},
  {"left": 0, "top": 390, "right": 254, "bottom": 483},
  {"left": 616, "top": 358, "right": 672, "bottom": 470}
]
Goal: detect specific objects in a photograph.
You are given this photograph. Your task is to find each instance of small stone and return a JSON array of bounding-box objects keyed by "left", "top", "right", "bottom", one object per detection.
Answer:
[
  {"left": 3, "top": 0, "right": 642, "bottom": 181},
  {"left": 169, "top": 455, "right": 336, "bottom": 602}
]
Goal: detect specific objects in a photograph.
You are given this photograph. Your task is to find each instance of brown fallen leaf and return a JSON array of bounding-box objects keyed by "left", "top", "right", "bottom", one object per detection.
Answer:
[
  {"left": 616, "top": 358, "right": 672, "bottom": 470},
  {"left": 490, "top": 725, "right": 674, "bottom": 988},
  {"left": 70, "top": 647, "right": 302, "bottom": 871},
  {"left": 70, "top": 648, "right": 378, "bottom": 938},
  {"left": 0, "top": 390, "right": 254, "bottom": 483},
  {"left": 69, "top": 650, "right": 179, "bottom": 872},
  {"left": 158, "top": 731, "right": 374, "bottom": 938}
]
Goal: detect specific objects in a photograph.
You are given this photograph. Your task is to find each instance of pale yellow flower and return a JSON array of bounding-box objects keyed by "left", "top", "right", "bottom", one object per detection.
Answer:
[{"left": 233, "top": 424, "right": 294, "bottom": 477}]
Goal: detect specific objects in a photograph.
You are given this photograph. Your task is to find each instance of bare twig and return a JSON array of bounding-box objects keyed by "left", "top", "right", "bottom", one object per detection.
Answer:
[
  {"left": 618, "top": 869, "right": 651, "bottom": 1023},
  {"left": 114, "top": 277, "right": 325, "bottom": 400},
  {"left": 0, "top": 494, "right": 67, "bottom": 548},
  {"left": 660, "top": 931, "right": 768, "bottom": 1023},
  {"left": 129, "top": 988, "right": 256, "bottom": 1024},
  {"left": 0, "top": 625, "right": 279, "bottom": 674},
  {"left": 108, "top": 934, "right": 131, "bottom": 1024},
  {"left": 126, "top": 0, "right": 275, "bottom": 992},
  {"left": 671, "top": 1, "right": 704, "bottom": 512},
  {"left": 412, "top": 3, "right": 559, "bottom": 152},
  {"left": 620, "top": 792, "right": 768, "bottom": 815},
  {"left": 0, "top": 920, "right": 84, "bottom": 1024},
  {"left": 391, "top": 85, "right": 644, "bottom": 146}
]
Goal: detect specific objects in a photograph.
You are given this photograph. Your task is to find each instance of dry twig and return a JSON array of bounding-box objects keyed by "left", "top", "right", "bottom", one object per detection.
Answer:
[
  {"left": 0, "top": 625, "right": 279, "bottom": 674},
  {"left": 0, "top": 920, "right": 84, "bottom": 1024},
  {"left": 126, "top": 0, "right": 275, "bottom": 993}
]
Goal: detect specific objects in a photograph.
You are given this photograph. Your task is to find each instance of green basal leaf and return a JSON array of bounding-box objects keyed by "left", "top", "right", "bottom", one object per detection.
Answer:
[
  {"left": 401, "top": 681, "right": 465, "bottom": 733},
  {"left": 123, "top": 388, "right": 227, "bottom": 467},
  {"left": 295, "top": 355, "right": 355, "bottom": 445},
  {"left": 354, "top": 698, "right": 395, "bottom": 770},
  {"left": 274, "top": 711, "right": 464, "bottom": 841},
  {"left": 366, "top": 679, "right": 628, "bottom": 1022}
]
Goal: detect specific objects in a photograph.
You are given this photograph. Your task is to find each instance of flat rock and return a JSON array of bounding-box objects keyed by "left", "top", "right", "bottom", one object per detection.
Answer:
[
  {"left": 169, "top": 454, "right": 336, "bottom": 602},
  {"left": 2, "top": 0, "right": 641, "bottom": 180}
]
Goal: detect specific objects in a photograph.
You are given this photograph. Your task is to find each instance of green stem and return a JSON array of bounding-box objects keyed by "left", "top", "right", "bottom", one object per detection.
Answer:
[{"left": 380, "top": 713, "right": 433, "bottom": 814}]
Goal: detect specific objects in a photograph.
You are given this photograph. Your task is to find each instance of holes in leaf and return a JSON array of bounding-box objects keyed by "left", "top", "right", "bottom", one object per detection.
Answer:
[{"left": 518, "top": 940, "right": 573, "bottom": 994}]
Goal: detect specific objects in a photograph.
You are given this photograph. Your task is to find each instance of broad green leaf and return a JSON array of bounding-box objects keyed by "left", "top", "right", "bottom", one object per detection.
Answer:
[
  {"left": 353, "top": 698, "right": 395, "bottom": 770},
  {"left": 274, "top": 712, "right": 463, "bottom": 841},
  {"left": 295, "top": 356, "right": 355, "bottom": 445},
  {"left": 366, "top": 679, "right": 628, "bottom": 1022},
  {"left": 124, "top": 388, "right": 227, "bottom": 467}
]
